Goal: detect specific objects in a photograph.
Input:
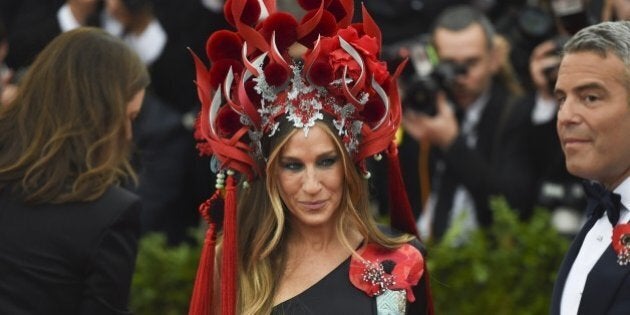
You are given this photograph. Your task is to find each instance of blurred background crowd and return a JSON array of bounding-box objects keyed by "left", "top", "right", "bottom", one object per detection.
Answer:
[
  {"left": 2, "top": 0, "right": 628, "bottom": 242},
  {"left": 1, "top": 0, "right": 628, "bottom": 247}
]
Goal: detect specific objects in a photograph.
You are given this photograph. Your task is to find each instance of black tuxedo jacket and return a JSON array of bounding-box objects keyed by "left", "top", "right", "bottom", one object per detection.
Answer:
[
  {"left": 551, "top": 215, "right": 630, "bottom": 315},
  {"left": 0, "top": 186, "right": 141, "bottom": 314}
]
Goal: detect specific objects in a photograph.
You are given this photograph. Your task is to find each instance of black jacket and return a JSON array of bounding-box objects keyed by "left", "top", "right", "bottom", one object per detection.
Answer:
[{"left": 0, "top": 186, "right": 141, "bottom": 314}]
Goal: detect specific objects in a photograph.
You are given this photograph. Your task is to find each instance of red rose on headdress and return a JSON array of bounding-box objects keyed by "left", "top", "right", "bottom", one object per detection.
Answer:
[
  {"left": 338, "top": 28, "right": 377, "bottom": 55},
  {"left": 340, "top": 27, "right": 389, "bottom": 85},
  {"left": 329, "top": 47, "right": 361, "bottom": 82},
  {"left": 316, "top": 26, "right": 389, "bottom": 89}
]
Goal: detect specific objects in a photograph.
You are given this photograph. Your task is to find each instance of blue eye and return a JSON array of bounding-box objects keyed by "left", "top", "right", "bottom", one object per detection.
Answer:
[{"left": 281, "top": 162, "right": 303, "bottom": 171}]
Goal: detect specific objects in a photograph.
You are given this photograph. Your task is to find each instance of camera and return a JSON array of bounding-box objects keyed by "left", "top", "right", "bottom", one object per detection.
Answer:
[
  {"left": 541, "top": 35, "right": 570, "bottom": 93},
  {"left": 394, "top": 40, "right": 467, "bottom": 115}
]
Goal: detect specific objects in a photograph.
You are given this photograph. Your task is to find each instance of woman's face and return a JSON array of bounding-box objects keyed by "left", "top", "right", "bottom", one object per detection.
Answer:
[{"left": 275, "top": 124, "right": 344, "bottom": 229}]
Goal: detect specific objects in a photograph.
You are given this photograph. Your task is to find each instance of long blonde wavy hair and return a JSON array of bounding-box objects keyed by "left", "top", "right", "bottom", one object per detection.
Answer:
[{"left": 214, "top": 119, "right": 414, "bottom": 314}]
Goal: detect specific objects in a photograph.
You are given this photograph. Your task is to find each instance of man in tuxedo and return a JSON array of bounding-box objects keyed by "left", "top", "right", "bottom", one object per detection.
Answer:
[
  {"left": 400, "top": 5, "right": 536, "bottom": 241},
  {"left": 550, "top": 20, "right": 630, "bottom": 315}
]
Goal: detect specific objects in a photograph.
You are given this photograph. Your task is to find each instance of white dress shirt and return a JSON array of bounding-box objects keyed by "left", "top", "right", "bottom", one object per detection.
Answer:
[
  {"left": 531, "top": 92, "right": 557, "bottom": 125},
  {"left": 57, "top": 4, "right": 82, "bottom": 32},
  {"left": 102, "top": 13, "right": 167, "bottom": 66},
  {"left": 560, "top": 177, "right": 630, "bottom": 315}
]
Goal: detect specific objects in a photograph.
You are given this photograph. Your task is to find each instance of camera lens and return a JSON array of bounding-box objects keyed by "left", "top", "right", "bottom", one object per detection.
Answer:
[{"left": 518, "top": 6, "right": 555, "bottom": 41}]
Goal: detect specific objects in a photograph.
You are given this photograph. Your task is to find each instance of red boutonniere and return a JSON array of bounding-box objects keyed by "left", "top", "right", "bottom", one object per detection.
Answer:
[
  {"left": 349, "top": 243, "right": 424, "bottom": 302},
  {"left": 612, "top": 224, "right": 630, "bottom": 266}
]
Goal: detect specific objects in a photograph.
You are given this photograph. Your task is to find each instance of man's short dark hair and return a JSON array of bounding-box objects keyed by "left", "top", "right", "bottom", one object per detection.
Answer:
[{"left": 432, "top": 5, "right": 495, "bottom": 50}]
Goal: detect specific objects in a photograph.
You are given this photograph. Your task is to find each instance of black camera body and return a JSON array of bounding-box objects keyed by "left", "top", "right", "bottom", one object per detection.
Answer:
[{"left": 398, "top": 41, "right": 466, "bottom": 115}]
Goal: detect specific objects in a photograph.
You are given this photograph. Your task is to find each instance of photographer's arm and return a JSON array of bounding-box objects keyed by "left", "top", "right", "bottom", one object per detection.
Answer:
[{"left": 529, "top": 40, "right": 560, "bottom": 125}]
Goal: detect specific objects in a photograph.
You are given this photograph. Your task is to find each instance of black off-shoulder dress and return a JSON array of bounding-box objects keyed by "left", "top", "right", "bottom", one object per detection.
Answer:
[{"left": 272, "top": 239, "right": 428, "bottom": 315}]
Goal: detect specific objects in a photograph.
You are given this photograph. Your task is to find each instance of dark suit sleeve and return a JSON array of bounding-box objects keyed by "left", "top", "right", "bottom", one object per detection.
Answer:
[
  {"left": 440, "top": 101, "right": 536, "bottom": 225},
  {"left": 79, "top": 200, "right": 142, "bottom": 315}
]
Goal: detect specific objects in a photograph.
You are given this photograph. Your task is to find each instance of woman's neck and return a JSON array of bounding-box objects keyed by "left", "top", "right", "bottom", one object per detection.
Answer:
[
  {"left": 287, "top": 225, "right": 337, "bottom": 252},
  {"left": 285, "top": 221, "right": 362, "bottom": 255}
]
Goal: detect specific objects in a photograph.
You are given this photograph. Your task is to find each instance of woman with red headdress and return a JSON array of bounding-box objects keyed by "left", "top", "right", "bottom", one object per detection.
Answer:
[{"left": 188, "top": 0, "right": 434, "bottom": 314}]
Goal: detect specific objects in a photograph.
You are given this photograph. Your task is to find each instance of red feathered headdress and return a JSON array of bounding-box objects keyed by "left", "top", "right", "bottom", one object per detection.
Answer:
[{"left": 189, "top": 1, "right": 431, "bottom": 314}]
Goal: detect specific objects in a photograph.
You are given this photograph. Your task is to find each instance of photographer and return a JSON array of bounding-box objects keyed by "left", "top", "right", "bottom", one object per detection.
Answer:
[{"left": 399, "top": 5, "right": 536, "bottom": 241}]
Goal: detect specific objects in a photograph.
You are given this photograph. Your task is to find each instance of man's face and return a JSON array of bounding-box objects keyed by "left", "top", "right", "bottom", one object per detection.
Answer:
[
  {"left": 433, "top": 23, "right": 498, "bottom": 108},
  {"left": 555, "top": 51, "right": 630, "bottom": 188}
]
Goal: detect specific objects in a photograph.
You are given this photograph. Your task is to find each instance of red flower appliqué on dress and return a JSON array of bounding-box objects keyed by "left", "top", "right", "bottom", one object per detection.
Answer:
[
  {"left": 612, "top": 224, "right": 630, "bottom": 265},
  {"left": 349, "top": 243, "right": 424, "bottom": 302}
]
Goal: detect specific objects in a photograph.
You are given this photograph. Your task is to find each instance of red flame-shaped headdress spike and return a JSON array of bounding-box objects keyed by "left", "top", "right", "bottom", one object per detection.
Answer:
[{"left": 189, "top": 0, "right": 432, "bottom": 314}]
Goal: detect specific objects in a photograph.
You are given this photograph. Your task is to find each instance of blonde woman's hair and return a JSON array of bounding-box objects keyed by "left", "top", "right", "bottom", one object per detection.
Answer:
[{"left": 228, "top": 119, "right": 413, "bottom": 314}]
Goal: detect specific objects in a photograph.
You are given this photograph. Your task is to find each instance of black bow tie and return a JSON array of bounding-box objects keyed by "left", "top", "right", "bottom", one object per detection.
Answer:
[{"left": 583, "top": 181, "right": 622, "bottom": 226}]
